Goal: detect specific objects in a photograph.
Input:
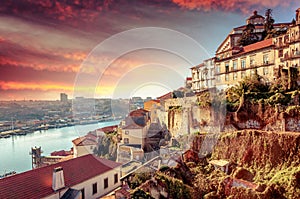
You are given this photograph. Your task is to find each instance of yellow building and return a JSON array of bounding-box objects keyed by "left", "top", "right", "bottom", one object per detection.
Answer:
[
  {"left": 215, "top": 38, "right": 276, "bottom": 90},
  {"left": 273, "top": 8, "right": 300, "bottom": 89},
  {"left": 213, "top": 9, "right": 300, "bottom": 90},
  {"left": 144, "top": 99, "right": 160, "bottom": 112}
]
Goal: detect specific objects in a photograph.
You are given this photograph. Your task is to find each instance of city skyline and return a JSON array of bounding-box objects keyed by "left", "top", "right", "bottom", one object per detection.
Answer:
[{"left": 0, "top": 1, "right": 298, "bottom": 100}]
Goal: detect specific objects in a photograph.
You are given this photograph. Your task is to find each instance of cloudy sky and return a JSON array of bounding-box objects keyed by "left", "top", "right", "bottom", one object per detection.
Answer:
[{"left": 0, "top": 0, "right": 298, "bottom": 100}]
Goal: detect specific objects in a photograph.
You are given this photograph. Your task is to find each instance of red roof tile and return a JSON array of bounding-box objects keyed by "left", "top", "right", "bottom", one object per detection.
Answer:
[
  {"left": 122, "top": 122, "right": 144, "bottom": 129},
  {"left": 242, "top": 38, "right": 273, "bottom": 53},
  {"left": 50, "top": 150, "right": 71, "bottom": 156},
  {"left": 0, "top": 154, "right": 121, "bottom": 199},
  {"left": 97, "top": 125, "right": 118, "bottom": 133},
  {"left": 72, "top": 136, "right": 97, "bottom": 146},
  {"left": 157, "top": 92, "right": 172, "bottom": 100},
  {"left": 129, "top": 109, "right": 149, "bottom": 117}
]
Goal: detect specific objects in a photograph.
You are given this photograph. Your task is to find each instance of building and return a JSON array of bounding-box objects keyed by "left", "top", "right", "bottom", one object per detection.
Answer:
[
  {"left": 273, "top": 8, "right": 300, "bottom": 89},
  {"left": 215, "top": 38, "right": 276, "bottom": 90},
  {"left": 60, "top": 93, "right": 68, "bottom": 102},
  {"left": 191, "top": 58, "right": 215, "bottom": 92},
  {"left": 143, "top": 99, "right": 160, "bottom": 112},
  {"left": 117, "top": 109, "right": 150, "bottom": 163},
  {"left": 72, "top": 135, "right": 97, "bottom": 158},
  {"left": 209, "top": 159, "right": 230, "bottom": 174},
  {"left": 0, "top": 154, "right": 122, "bottom": 199},
  {"left": 214, "top": 10, "right": 293, "bottom": 90},
  {"left": 185, "top": 77, "right": 192, "bottom": 89}
]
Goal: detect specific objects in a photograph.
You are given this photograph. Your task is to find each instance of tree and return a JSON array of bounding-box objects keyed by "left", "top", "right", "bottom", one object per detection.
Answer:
[
  {"left": 264, "top": 9, "right": 275, "bottom": 33},
  {"left": 237, "top": 23, "right": 259, "bottom": 46}
]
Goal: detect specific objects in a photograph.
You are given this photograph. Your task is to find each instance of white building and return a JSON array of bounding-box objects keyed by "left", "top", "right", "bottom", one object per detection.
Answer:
[
  {"left": 191, "top": 58, "right": 215, "bottom": 92},
  {"left": 72, "top": 135, "right": 97, "bottom": 158},
  {"left": 0, "top": 154, "right": 122, "bottom": 199}
]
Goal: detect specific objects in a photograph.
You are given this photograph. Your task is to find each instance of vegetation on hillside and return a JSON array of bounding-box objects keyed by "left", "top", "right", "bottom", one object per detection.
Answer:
[{"left": 93, "top": 130, "right": 118, "bottom": 161}]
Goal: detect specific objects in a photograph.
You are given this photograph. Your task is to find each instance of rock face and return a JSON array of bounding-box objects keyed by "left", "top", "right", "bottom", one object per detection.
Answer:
[
  {"left": 190, "top": 130, "right": 300, "bottom": 198},
  {"left": 192, "top": 130, "right": 300, "bottom": 169}
]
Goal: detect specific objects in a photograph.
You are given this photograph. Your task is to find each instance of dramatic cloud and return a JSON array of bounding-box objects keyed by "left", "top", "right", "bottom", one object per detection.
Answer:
[
  {"left": 0, "top": 0, "right": 298, "bottom": 100},
  {"left": 0, "top": 81, "right": 73, "bottom": 91},
  {"left": 172, "top": 0, "right": 296, "bottom": 13}
]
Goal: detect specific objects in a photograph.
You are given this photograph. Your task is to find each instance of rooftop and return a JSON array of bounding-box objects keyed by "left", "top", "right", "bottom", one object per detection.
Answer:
[
  {"left": 0, "top": 154, "right": 121, "bottom": 199},
  {"left": 242, "top": 38, "right": 273, "bottom": 53},
  {"left": 72, "top": 136, "right": 97, "bottom": 146},
  {"left": 209, "top": 159, "right": 230, "bottom": 167}
]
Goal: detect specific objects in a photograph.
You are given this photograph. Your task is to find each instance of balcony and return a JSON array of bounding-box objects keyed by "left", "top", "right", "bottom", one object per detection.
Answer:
[{"left": 280, "top": 51, "right": 300, "bottom": 62}]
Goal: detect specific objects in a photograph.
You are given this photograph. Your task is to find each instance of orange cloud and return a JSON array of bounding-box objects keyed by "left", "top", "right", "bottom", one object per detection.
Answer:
[
  {"left": 0, "top": 81, "right": 73, "bottom": 91},
  {"left": 172, "top": 0, "right": 294, "bottom": 13}
]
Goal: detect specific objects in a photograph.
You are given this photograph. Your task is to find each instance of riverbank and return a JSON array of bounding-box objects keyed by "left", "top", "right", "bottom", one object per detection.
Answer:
[
  {"left": 0, "top": 120, "right": 120, "bottom": 174},
  {"left": 0, "top": 117, "right": 122, "bottom": 138}
]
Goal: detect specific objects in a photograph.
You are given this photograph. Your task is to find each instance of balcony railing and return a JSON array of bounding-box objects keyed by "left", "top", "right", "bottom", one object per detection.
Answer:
[
  {"left": 216, "top": 62, "right": 274, "bottom": 75},
  {"left": 280, "top": 51, "right": 300, "bottom": 62}
]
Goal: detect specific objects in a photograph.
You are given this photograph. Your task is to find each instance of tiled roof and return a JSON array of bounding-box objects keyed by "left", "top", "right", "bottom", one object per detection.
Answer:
[
  {"left": 122, "top": 122, "right": 144, "bottom": 129},
  {"left": 72, "top": 136, "right": 97, "bottom": 146},
  {"left": 97, "top": 125, "right": 118, "bottom": 133},
  {"left": 129, "top": 109, "right": 149, "bottom": 117},
  {"left": 242, "top": 38, "right": 273, "bottom": 53},
  {"left": 50, "top": 150, "right": 71, "bottom": 156},
  {"left": 157, "top": 92, "right": 172, "bottom": 100},
  {"left": 0, "top": 154, "right": 121, "bottom": 199}
]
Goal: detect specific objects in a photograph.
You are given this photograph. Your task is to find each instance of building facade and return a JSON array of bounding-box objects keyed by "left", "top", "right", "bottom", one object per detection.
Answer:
[
  {"left": 215, "top": 38, "right": 276, "bottom": 90},
  {"left": 191, "top": 58, "right": 215, "bottom": 92},
  {"left": 213, "top": 10, "right": 298, "bottom": 90},
  {"left": 0, "top": 155, "right": 122, "bottom": 199}
]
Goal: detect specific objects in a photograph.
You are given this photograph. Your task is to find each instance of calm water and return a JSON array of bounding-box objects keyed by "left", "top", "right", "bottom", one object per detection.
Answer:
[{"left": 0, "top": 120, "right": 120, "bottom": 174}]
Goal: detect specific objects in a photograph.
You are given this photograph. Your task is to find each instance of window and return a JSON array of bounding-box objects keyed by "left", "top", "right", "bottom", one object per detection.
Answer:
[
  {"left": 114, "top": 173, "right": 118, "bottom": 184},
  {"left": 263, "top": 67, "right": 269, "bottom": 75},
  {"left": 225, "top": 74, "right": 229, "bottom": 81},
  {"left": 279, "top": 49, "right": 283, "bottom": 58},
  {"left": 263, "top": 54, "right": 269, "bottom": 64},
  {"left": 216, "top": 75, "right": 220, "bottom": 83},
  {"left": 124, "top": 138, "right": 129, "bottom": 144},
  {"left": 81, "top": 188, "right": 85, "bottom": 199},
  {"left": 250, "top": 56, "right": 255, "bottom": 66},
  {"left": 225, "top": 62, "right": 229, "bottom": 73},
  {"left": 241, "top": 71, "right": 246, "bottom": 79},
  {"left": 215, "top": 65, "right": 220, "bottom": 74},
  {"left": 241, "top": 59, "right": 246, "bottom": 69},
  {"left": 104, "top": 178, "right": 108, "bottom": 189},
  {"left": 233, "top": 73, "right": 237, "bottom": 80},
  {"left": 232, "top": 60, "right": 237, "bottom": 71},
  {"left": 92, "top": 183, "right": 97, "bottom": 195},
  {"left": 125, "top": 131, "right": 129, "bottom": 135}
]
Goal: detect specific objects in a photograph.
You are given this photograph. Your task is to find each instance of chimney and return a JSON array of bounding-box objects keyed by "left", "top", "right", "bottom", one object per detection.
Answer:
[{"left": 52, "top": 167, "right": 65, "bottom": 191}]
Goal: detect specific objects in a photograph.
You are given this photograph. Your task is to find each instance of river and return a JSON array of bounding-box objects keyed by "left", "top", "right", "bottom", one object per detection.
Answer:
[{"left": 0, "top": 120, "right": 120, "bottom": 174}]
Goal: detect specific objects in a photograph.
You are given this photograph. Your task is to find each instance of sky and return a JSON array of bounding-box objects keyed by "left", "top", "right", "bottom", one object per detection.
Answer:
[{"left": 0, "top": 0, "right": 299, "bottom": 100}]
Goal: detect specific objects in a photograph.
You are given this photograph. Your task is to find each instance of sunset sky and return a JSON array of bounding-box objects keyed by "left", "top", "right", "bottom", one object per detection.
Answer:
[{"left": 0, "top": 0, "right": 299, "bottom": 100}]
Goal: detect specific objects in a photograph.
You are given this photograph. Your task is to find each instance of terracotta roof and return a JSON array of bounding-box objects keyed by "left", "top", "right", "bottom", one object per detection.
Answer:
[
  {"left": 242, "top": 38, "right": 273, "bottom": 53},
  {"left": 190, "top": 63, "right": 204, "bottom": 69},
  {"left": 129, "top": 109, "right": 149, "bottom": 117},
  {"left": 0, "top": 154, "right": 121, "bottom": 199},
  {"left": 122, "top": 122, "right": 144, "bottom": 129},
  {"left": 97, "top": 125, "right": 118, "bottom": 133},
  {"left": 144, "top": 99, "right": 160, "bottom": 104},
  {"left": 50, "top": 150, "right": 71, "bottom": 156},
  {"left": 72, "top": 136, "right": 97, "bottom": 146},
  {"left": 157, "top": 92, "right": 172, "bottom": 100}
]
